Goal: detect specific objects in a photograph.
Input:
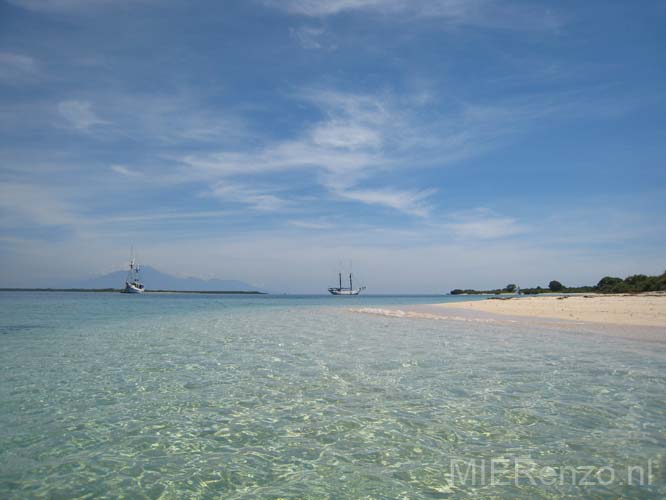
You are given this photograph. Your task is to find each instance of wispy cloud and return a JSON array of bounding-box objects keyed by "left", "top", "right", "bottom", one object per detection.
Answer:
[
  {"left": 0, "top": 52, "right": 39, "bottom": 84},
  {"left": 309, "top": 121, "right": 382, "bottom": 150},
  {"left": 445, "top": 208, "right": 528, "bottom": 240},
  {"left": 110, "top": 165, "right": 142, "bottom": 177},
  {"left": 0, "top": 180, "right": 232, "bottom": 233},
  {"left": 268, "top": 0, "right": 562, "bottom": 31},
  {"left": 290, "top": 25, "right": 331, "bottom": 50},
  {"left": 336, "top": 187, "right": 435, "bottom": 217},
  {"left": 98, "top": 92, "right": 243, "bottom": 145},
  {"left": 288, "top": 219, "right": 335, "bottom": 229},
  {"left": 98, "top": 210, "right": 230, "bottom": 224},
  {"left": 178, "top": 90, "right": 406, "bottom": 212},
  {"left": 7, "top": 0, "right": 150, "bottom": 12},
  {"left": 0, "top": 182, "right": 80, "bottom": 227},
  {"left": 208, "top": 182, "right": 292, "bottom": 212},
  {"left": 57, "top": 100, "right": 107, "bottom": 131},
  {"left": 274, "top": 0, "right": 386, "bottom": 16},
  {"left": 177, "top": 87, "right": 556, "bottom": 216}
]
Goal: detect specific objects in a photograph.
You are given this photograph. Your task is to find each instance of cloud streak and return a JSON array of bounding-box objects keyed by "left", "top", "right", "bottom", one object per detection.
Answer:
[
  {"left": 0, "top": 52, "right": 39, "bottom": 84},
  {"left": 444, "top": 208, "right": 528, "bottom": 240},
  {"left": 208, "top": 182, "right": 293, "bottom": 212},
  {"left": 0, "top": 182, "right": 81, "bottom": 228},
  {"left": 269, "top": 0, "right": 562, "bottom": 31},
  {"left": 176, "top": 87, "right": 560, "bottom": 217},
  {"left": 57, "top": 100, "right": 107, "bottom": 131},
  {"left": 7, "top": 0, "right": 151, "bottom": 13},
  {"left": 336, "top": 187, "right": 436, "bottom": 217}
]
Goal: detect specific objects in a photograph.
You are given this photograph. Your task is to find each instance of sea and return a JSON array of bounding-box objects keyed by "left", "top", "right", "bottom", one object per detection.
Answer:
[{"left": 0, "top": 291, "right": 665, "bottom": 499}]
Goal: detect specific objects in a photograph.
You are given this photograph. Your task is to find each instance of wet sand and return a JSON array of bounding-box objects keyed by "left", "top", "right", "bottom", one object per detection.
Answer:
[{"left": 351, "top": 294, "right": 666, "bottom": 344}]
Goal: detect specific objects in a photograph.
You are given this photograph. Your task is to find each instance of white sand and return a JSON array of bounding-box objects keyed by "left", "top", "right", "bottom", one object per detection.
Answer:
[{"left": 437, "top": 294, "right": 666, "bottom": 327}]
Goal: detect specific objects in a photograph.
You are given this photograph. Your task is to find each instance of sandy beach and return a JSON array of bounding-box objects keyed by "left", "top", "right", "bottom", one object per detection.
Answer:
[{"left": 436, "top": 294, "right": 666, "bottom": 328}]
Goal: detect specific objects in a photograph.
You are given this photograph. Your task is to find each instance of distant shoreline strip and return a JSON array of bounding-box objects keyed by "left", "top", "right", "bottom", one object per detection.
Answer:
[{"left": 0, "top": 288, "right": 265, "bottom": 294}]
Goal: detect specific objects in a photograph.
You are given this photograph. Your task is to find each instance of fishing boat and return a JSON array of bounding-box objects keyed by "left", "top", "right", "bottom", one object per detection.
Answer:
[
  {"left": 122, "top": 252, "right": 145, "bottom": 294},
  {"left": 328, "top": 273, "right": 365, "bottom": 296}
]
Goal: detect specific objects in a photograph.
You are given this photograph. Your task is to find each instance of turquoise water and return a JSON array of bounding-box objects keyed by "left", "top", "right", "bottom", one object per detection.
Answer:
[{"left": 1, "top": 292, "right": 665, "bottom": 499}]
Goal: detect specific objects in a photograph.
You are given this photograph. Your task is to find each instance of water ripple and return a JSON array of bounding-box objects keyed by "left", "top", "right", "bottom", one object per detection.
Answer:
[{"left": 0, "top": 294, "right": 665, "bottom": 498}]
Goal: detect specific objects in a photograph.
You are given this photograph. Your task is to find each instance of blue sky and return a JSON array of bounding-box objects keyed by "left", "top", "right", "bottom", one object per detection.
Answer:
[{"left": 0, "top": 0, "right": 664, "bottom": 292}]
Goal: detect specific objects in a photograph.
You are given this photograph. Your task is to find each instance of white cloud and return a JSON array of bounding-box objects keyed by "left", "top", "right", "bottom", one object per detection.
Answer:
[
  {"left": 288, "top": 219, "right": 335, "bottom": 229},
  {"left": 181, "top": 140, "right": 379, "bottom": 178},
  {"left": 336, "top": 187, "right": 435, "bottom": 217},
  {"left": 178, "top": 88, "right": 546, "bottom": 216},
  {"left": 98, "top": 210, "right": 230, "bottom": 224},
  {"left": 290, "top": 25, "right": 328, "bottom": 49},
  {"left": 178, "top": 90, "right": 408, "bottom": 212},
  {"left": 268, "top": 0, "right": 562, "bottom": 31},
  {"left": 0, "top": 183, "right": 80, "bottom": 227},
  {"left": 270, "top": 0, "right": 401, "bottom": 16},
  {"left": 445, "top": 208, "right": 528, "bottom": 240},
  {"left": 8, "top": 0, "right": 100, "bottom": 9},
  {"left": 110, "top": 165, "right": 142, "bottom": 177},
  {"left": 97, "top": 92, "right": 243, "bottom": 145},
  {"left": 174, "top": 87, "right": 562, "bottom": 220},
  {"left": 208, "top": 183, "right": 292, "bottom": 212},
  {"left": 7, "top": 0, "right": 150, "bottom": 12},
  {"left": 303, "top": 89, "right": 390, "bottom": 124},
  {"left": 0, "top": 52, "right": 39, "bottom": 84},
  {"left": 0, "top": 179, "right": 234, "bottom": 233},
  {"left": 310, "top": 121, "right": 382, "bottom": 150},
  {"left": 57, "top": 100, "right": 107, "bottom": 131}
]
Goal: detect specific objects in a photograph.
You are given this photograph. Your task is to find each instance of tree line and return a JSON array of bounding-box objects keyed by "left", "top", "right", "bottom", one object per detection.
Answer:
[{"left": 450, "top": 271, "right": 666, "bottom": 295}]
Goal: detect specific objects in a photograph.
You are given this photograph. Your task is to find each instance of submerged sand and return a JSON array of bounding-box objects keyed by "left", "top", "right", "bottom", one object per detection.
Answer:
[{"left": 436, "top": 294, "right": 666, "bottom": 328}]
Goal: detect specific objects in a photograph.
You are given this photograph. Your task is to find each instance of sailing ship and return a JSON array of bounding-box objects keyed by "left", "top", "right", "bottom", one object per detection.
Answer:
[
  {"left": 122, "top": 252, "right": 145, "bottom": 294},
  {"left": 328, "top": 273, "right": 365, "bottom": 296}
]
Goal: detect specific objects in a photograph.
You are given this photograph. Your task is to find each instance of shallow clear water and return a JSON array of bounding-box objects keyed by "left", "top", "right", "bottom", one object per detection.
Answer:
[{"left": 1, "top": 292, "right": 665, "bottom": 499}]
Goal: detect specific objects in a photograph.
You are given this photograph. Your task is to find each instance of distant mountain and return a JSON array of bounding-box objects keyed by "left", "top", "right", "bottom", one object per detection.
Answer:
[{"left": 74, "top": 266, "right": 263, "bottom": 292}]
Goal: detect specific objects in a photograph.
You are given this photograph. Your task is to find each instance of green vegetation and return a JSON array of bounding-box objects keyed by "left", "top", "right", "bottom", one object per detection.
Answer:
[
  {"left": 595, "top": 272, "right": 666, "bottom": 293},
  {"left": 520, "top": 284, "right": 594, "bottom": 295},
  {"left": 450, "top": 284, "right": 522, "bottom": 295},
  {"left": 548, "top": 280, "right": 563, "bottom": 292},
  {"left": 451, "top": 271, "right": 666, "bottom": 295}
]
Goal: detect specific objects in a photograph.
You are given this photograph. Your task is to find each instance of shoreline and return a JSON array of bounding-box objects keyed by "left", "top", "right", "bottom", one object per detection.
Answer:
[{"left": 351, "top": 294, "right": 666, "bottom": 344}]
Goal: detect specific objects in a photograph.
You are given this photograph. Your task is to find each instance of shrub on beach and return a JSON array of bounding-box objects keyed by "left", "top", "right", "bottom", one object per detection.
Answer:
[
  {"left": 548, "top": 280, "right": 564, "bottom": 292},
  {"left": 596, "top": 273, "right": 666, "bottom": 294}
]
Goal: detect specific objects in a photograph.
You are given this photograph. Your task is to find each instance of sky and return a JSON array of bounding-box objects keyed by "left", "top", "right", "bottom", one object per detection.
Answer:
[{"left": 0, "top": 0, "right": 665, "bottom": 293}]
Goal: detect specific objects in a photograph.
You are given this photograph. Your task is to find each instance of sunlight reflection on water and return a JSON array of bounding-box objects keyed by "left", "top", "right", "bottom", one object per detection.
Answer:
[{"left": 0, "top": 293, "right": 665, "bottom": 498}]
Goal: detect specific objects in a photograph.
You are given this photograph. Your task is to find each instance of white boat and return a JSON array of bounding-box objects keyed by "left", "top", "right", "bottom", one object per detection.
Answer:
[
  {"left": 122, "top": 252, "right": 145, "bottom": 294},
  {"left": 328, "top": 272, "right": 365, "bottom": 296}
]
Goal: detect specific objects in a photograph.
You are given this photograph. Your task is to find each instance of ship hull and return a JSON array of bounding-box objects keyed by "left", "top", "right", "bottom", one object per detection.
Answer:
[
  {"left": 328, "top": 288, "right": 363, "bottom": 296},
  {"left": 124, "top": 282, "right": 145, "bottom": 294}
]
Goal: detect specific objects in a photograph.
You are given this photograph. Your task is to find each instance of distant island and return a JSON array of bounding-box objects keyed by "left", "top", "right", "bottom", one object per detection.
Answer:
[
  {"left": 450, "top": 271, "right": 666, "bottom": 295},
  {"left": 0, "top": 265, "right": 267, "bottom": 294},
  {"left": 0, "top": 265, "right": 269, "bottom": 294}
]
